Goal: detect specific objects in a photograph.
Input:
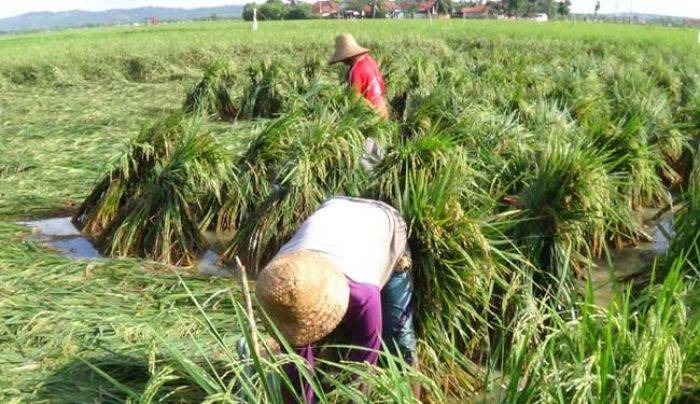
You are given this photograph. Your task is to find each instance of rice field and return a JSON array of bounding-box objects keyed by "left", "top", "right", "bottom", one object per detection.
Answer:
[{"left": 0, "top": 19, "right": 698, "bottom": 402}]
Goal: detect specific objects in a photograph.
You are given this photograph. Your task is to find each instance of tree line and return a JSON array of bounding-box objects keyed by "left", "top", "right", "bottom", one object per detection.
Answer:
[{"left": 241, "top": 0, "right": 572, "bottom": 21}]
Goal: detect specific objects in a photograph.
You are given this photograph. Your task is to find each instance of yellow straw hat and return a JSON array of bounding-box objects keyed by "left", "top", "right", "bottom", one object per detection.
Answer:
[
  {"left": 328, "top": 33, "right": 370, "bottom": 64},
  {"left": 255, "top": 250, "right": 350, "bottom": 347}
]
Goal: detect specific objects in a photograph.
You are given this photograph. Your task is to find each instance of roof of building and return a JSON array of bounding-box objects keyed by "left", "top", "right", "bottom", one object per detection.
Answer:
[
  {"left": 460, "top": 4, "right": 489, "bottom": 14},
  {"left": 312, "top": 0, "right": 340, "bottom": 15},
  {"left": 417, "top": 0, "right": 436, "bottom": 13},
  {"left": 361, "top": 1, "right": 399, "bottom": 13}
]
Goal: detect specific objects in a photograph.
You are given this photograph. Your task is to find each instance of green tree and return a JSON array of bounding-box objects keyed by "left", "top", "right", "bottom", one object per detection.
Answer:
[
  {"left": 286, "top": 3, "right": 312, "bottom": 19},
  {"left": 242, "top": 3, "right": 256, "bottom": 21},
  {"left": 558, "top": 0, "right": 571, "bottom": 16},
  {"left": 507, "top": 0, "right": 521, "bottom": 13},
  {"left": 345, "top": 0, "right": 367, "bottom": 12},
  {"left": 242, "top": 0, "right": 310, "bottom": 21},
  {"left": 259, "top": 0, "right": 286, "bottom": 20},
  {"left": 435, "top": 0, "right": 452, "bottom": 14}
]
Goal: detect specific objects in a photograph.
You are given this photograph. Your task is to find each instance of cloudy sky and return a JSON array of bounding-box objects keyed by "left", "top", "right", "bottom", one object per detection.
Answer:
[{"left": 0, "top": 0, "right": 698, "bottom": 19}]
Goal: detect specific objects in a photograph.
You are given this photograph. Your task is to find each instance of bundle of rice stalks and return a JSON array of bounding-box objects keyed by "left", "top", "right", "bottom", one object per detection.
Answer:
[
  {"left": 366, "top": 131, "right": 529, "bottom": 391},
  {"left": 607, "top": 67, "right": 686, "bottom": 192},
  {"left": 384, "top": 56, "right": 439, "bottom": 121},
  {"left": 238, "top": 61, "right": 307, "bottom": 119},
  {"left": 301, "top": 56, "right": 325, "bottom": 83},
  {"left": 74, "top": 115, "right": 231, "bottom": 265},
  {"left": 517, "top": 99, "right": 574, "bottom": 135},
  {"left": 399, "top": 86, "right": 468, "bottom": 136},
  {"left": 586, "top": 118, "right": 671, "bottom": 209},
  {"left": 665, "top": 153, "right": 700, "bottom": 277},
  {"left": 676, "top": 69, "right": 700, "bottom": 130},
  {"left": 556, "top": 68, "right": 611, "bottom": 126},
  {"left": 183, "top": 59, "right": 238, "bottom": 121},
  {"left": 73, "top": 114, "right": 187, "bottom": 238},
  {"left": 219, "top": 101, "right": 393, "bottom": 271},
  {"left": 506, "top": 136, "right": 643, "bottom": 289}
]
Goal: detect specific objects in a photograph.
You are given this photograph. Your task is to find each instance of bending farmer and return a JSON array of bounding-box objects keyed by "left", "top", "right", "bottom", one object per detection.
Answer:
[
  {"left": 255, "top": 196, "right": 416, "bottom": 403},
  {"left": 329, "top": 34, "right": 390, "bottom": 119}
]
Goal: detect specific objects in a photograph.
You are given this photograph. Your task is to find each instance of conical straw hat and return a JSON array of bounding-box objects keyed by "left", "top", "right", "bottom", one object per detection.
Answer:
[
  {"left": 256, "top": 250, "right": 350, "bottom": 346},
  {"left": 328, "top": 33, "right": 370, "bottom": 64}
]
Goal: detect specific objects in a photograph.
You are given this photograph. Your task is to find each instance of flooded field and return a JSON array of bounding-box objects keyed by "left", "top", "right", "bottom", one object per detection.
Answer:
[
  {"left": 582, "top": 208, "right": 675, "bottom": 306},
  {"left": 18, "top": 216, "right": 236, "bottom": 277},
  {"left": 19, "top": 209, "right": 675, "bottom": 307}
]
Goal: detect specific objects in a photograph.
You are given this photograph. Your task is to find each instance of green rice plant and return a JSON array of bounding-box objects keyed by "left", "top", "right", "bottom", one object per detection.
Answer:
[
  {"left": 493, "top": 257, "right": 696, "bottom": 403},
  {"left": 506, "top": 135, "right": 643, "bottom": 291},
  {"left": 664, "top": 153, "right": 700, "bottom": 278},
  {"left": 96, "top": 120, "right": 230, "bottom": 265},
  {"left": 364, "top": 130, "right": 532, "bottom": 396},
  {"left": 73, "top": 114, "right": 188, "bottom": 238},
  {"left": 219, "top": 98, "right": 392, "bottom": 271},
  {"left": 238, "top": 60, "right": 315, "bottom": 120},
  {"left": 183, "top": 59, "right": 238, "bottom": 121}
]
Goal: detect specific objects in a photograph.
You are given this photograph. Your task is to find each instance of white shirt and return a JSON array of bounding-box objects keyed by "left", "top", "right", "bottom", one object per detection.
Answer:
[{"left": 276, "top": 197, "right": 407, "bottom": 287}]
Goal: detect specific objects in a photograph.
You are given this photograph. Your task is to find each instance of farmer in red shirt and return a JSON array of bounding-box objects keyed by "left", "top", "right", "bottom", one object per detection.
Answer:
[{"left": 329, "top": 34, "right": 389, "bottom": 119}]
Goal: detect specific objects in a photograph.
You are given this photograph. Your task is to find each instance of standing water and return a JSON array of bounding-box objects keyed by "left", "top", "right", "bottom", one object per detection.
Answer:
[
  {"left": 18, "top": 217, "right": 236, "bottom": 277},
  {"left": 582, "top": 209, "right": 675, "bottom": 306},
  {"left": 19, "top": 217, "right": 100, "bottom": 259}
]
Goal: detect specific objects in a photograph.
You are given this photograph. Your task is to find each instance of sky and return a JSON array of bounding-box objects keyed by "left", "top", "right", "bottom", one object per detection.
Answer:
[{"left": 0, "top": 0, "right": 698, "bottom": 19}]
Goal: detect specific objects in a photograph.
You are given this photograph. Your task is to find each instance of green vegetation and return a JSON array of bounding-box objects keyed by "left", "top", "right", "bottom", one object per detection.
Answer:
[
  {"left": 0, "top": 19, "right": 698, "bottom": 402},
  {"left": 242, "top": 0, "right": 313, "bottom": 21}
]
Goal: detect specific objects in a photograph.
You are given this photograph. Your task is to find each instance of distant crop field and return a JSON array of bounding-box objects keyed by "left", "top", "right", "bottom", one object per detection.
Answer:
[
  {"left": 0, "top": 19, "right": 698, "bottom": 403},
  {"left": 0, "top": 19, "right": 697, "bottom": 86}
]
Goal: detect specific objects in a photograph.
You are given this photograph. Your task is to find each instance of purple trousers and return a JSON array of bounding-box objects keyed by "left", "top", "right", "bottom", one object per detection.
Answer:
[{"left": 282, "top": 279, "right": 382, "bottom": 403}]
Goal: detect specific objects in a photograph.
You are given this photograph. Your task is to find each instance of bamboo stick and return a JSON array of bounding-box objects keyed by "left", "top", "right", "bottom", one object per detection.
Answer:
[{"left": 236, "top": 256, "right": 260, "bottom": 356}]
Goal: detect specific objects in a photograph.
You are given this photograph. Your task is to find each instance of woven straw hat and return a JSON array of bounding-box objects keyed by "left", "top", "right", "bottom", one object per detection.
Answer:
[
  {"left": 328, "top": 34, "right": 369, "bottom": 64},
  {"left": 255, "top": 250, "right": 350, "bottom": 346}
]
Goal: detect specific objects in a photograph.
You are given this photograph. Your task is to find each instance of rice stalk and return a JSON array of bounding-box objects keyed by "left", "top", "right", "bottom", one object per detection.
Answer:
[
  {"left": 97, "top": 119, "right": 230, "bottom": 265},
  {"left": 183, "top": 59, "right": 238, "bottom": 121}
]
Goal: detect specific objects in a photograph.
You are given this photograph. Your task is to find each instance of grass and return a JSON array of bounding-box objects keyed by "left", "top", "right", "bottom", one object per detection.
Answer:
[{"left": 0, "top": 18, "right": 699, "bottom": 402}]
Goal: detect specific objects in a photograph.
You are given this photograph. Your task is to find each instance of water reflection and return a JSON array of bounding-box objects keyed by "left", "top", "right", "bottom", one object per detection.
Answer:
[{"left": 18, "top": 217, "right": 235, "bottom": 277}]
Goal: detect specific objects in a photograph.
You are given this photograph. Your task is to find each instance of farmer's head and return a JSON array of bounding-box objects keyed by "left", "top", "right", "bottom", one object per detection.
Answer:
[
  {"left": 255, "top": 250, "right": 349, "bottom": 346},
  {"left": 328, "top": 33, "right": 369, "bottom": 66}
]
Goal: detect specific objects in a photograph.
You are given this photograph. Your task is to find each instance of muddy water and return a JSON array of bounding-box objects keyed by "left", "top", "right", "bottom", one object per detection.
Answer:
[
  {"left": 18, "top": 217, "right": 236, "bottom": 277},
  {"left": 581, "top": 210, "right": 674, "bottom": 306},
  {"left": 20, "top": 210, "right": 674, "bottom": 287}
]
